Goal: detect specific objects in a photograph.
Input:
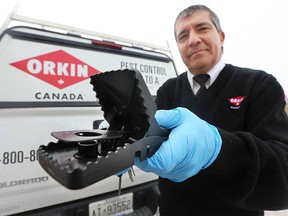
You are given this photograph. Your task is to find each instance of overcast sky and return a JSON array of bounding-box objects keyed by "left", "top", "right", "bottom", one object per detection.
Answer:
[{"left": 1, "top": 0, "right": 288, "bottom": 94}]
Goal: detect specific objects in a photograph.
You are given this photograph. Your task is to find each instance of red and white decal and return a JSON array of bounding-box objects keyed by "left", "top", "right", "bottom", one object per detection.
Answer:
[
  {"left": 228, "top": 95, "right": 246, "bottom": 107},
  {"left": 10, "top": 50, "right": 100, "bottom": 89}
]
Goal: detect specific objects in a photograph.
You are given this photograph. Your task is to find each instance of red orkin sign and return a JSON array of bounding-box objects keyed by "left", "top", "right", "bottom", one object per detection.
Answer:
[{"left": 10, "top": 50, "right": 100, "bottom": 89}]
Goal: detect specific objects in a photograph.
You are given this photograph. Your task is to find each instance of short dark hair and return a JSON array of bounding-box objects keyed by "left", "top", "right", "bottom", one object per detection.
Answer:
[{"left": 174, "top": 5, "right": 222, "bottom": 39}]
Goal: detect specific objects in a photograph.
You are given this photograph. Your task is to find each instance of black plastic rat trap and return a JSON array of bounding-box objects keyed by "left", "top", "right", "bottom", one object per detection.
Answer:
[{"left": 38, "top": 69, "right": 168, "bottom": 189}]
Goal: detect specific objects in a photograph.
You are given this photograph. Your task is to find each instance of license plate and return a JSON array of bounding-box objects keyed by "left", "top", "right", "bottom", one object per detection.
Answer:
[{"left": 89, "top": 193, "right": 133, "bottom": 216}]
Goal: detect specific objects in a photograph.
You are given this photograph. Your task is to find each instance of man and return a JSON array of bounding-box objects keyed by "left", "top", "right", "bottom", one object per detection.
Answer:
[{"left": 135, "top": 5, "right": 288, "bottom": 216}]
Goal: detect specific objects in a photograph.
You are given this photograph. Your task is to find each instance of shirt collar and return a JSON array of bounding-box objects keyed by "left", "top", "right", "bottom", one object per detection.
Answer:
[{"left": 187, "top": 60, "right": 225, "bottom": 90}]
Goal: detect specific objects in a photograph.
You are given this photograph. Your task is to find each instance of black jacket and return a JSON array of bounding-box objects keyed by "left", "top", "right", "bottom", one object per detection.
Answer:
[{"left": 155, "top": 64, "right": 288, "bottom": 216}]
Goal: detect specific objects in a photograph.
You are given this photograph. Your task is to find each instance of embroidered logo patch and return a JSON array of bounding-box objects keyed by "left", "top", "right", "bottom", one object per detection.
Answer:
[
  {"left": 10, "top": 50, "right": 100, "bottom": 89},
  {"left": 228, "top": 96, "right": 246, "bottom": 109}
]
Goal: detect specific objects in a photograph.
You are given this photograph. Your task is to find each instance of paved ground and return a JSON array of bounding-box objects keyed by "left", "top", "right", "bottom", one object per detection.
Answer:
[
  {"left": 154, "top": 209, "right": 288, "bottom": 215},
  {"left": 265, "top": 210, "right": 288, "bottom": 215}
]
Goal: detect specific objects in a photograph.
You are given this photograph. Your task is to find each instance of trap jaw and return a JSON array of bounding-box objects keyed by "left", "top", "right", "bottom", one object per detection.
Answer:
[{"left": 38, "top": 69, "right": 168, "bottom": 189}]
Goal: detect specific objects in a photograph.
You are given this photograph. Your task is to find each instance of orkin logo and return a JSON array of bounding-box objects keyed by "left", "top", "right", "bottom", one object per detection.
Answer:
[
  {"left": 10, "top": 50, "right": 100, "bottom": 89},
  {"left": 228, "top": 95, "right": 246, "bottom": 107}
]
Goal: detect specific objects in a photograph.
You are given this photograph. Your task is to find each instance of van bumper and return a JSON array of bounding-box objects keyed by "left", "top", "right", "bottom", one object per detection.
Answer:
[{"left": 17, "top": 180, "right": 160, "bottom": 216}]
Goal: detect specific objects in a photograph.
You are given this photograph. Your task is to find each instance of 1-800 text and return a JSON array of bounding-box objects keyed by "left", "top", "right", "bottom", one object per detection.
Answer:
[{"left": 0, "top": 150, "right": 39, "bottom": 165}]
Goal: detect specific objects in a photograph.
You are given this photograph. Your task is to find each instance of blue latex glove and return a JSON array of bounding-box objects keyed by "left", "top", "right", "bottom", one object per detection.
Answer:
[
  {"left": 135, "top": 107, "right": 222, "bottom": 182},
  {"left": 116, "top": 168, "right": 130, "bottom": 177}
]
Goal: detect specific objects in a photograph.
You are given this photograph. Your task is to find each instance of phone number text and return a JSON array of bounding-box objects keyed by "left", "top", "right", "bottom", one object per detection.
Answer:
[{"left": 0, "top": 150, "right": 39, "bottom": 165}]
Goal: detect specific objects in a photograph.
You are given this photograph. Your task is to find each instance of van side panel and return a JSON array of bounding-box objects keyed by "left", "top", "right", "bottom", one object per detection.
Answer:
[{"left": 0, "top": 27, "right": 177, "bottom": 215}]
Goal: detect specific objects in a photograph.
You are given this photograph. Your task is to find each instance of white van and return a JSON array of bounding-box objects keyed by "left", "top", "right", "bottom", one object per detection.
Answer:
[{"left": 0, "top": 14, "right": 177, "bottom": 216}]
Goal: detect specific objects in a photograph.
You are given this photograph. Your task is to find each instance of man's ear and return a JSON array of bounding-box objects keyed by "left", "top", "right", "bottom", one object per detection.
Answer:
[{"left": 220, "top": 31, "right": 225, "bottom": 43}]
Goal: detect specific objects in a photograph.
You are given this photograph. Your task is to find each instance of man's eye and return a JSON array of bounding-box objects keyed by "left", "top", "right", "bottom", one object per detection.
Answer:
[
  {"left": 199, "top": 27, "right": 209, "bottom": 32},
  {"left": 178, "top": 34, "right": 187, "bottom": 42}
]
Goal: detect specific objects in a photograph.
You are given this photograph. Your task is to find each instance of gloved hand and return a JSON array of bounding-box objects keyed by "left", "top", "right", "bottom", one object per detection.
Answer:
[{"left": 135, "top": 107, "right": 222, "bottom": 182}]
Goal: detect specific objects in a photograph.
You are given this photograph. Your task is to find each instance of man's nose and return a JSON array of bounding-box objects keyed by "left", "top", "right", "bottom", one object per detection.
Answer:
[{"left": 188, "top": 32, "right": 201, "bottom": 46}]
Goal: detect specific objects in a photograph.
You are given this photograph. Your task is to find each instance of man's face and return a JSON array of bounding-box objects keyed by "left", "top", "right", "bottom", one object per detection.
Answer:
[{"left": 175, "top": 10, "right": 225, "bottom": 75}]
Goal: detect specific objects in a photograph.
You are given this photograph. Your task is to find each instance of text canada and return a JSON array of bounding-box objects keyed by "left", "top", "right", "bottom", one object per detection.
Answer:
[{"left": 35, "top": 92, "right": 84, "bottom": 100}]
